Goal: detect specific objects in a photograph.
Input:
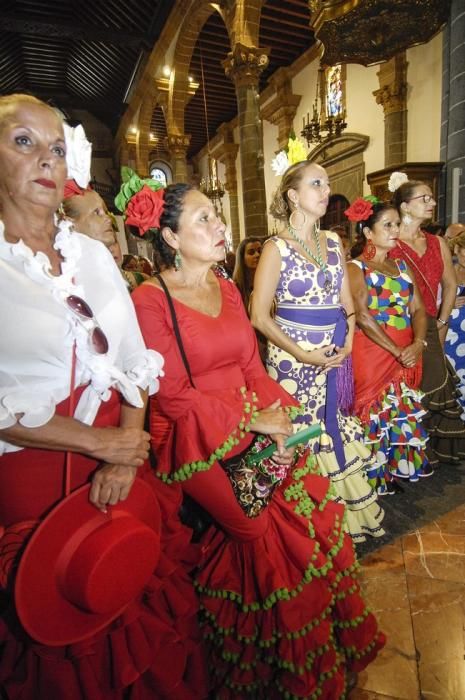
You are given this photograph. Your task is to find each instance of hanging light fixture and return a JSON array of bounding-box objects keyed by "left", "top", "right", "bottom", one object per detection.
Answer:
[
  {"left": 301, "top": 64, "right": 347, "bottom": 147},
  {"left": 198, "top": 46, "right": 225, "bottom": 205}
]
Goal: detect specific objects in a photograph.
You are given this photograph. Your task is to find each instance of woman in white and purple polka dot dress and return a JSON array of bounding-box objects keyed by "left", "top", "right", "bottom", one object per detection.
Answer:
[{"left": 252, "top": 159, "right": 384, "bottom": 543}]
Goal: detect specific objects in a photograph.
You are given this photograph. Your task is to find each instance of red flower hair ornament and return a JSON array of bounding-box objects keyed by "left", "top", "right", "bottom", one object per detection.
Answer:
[
  {"left": 124, "top": 185, "right": 166, "bottom": 236},
  {"left": 344, "top": 197, "right": 374, "bottom": 223}
]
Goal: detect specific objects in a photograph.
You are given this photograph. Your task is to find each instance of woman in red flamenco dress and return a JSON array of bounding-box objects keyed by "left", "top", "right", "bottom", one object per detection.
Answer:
[
  {"left": 0, "top": 95, "right": 205, "bottom": 700},
  {"left": 129, "top": 181, "right": 386, "bottom": 699}
]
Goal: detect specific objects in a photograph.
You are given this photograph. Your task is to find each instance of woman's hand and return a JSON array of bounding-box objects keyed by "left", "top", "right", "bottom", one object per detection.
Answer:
[
  {"left": 270, "top": 442, "right": 296, "bottom": 465},
  {"left": 89, "top": 426, "right": 151, "bottom": 467},
  {"left": 89, "top": 464, "right": 137, "bottom": 512},
  {"left": 302, "top": 344, "right": 348, "bottom": 372},
  {"left": 455, "top": 296, "right": 465, "bottom": 309},
  {"left": 398, "top": 340, "right": 423, "bottom": 367},
  {"left": 253, "top": 400, "right": 293, "bottom": 439}
]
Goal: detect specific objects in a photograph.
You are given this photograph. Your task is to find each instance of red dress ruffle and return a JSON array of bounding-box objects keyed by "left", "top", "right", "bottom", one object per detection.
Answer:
[
  {"left": 0, "top": 389, "right": 207, "bottom": 700},
  {"left": 133, "top": 279, "right": 386, "bottom": 698}
]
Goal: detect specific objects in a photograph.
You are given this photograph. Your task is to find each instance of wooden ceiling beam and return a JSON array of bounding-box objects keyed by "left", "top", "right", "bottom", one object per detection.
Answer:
[{"left": 0, "top": 12, "right": 148, "bottom": 48}]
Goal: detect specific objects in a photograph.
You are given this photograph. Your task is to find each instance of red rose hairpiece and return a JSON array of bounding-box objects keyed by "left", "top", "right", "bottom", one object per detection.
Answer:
[
  {"left": 63, "top": 179, "right": 90, "bottom": 199},
  {"left": 344, "top": 197, "right": 374, "bottom": 223},
  {"left": 124, "top": 185, "right": 166, "bottom": 237}
]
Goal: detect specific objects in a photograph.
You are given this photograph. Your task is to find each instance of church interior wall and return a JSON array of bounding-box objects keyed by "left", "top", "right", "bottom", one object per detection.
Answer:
[{"left": 406, "top": 32, "right": 443, "bottom": 162}]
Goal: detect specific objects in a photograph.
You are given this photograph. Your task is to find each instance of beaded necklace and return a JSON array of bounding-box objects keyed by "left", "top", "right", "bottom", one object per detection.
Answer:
[{"left": 288, "top": 224, "right": 332, "bottom": 293}]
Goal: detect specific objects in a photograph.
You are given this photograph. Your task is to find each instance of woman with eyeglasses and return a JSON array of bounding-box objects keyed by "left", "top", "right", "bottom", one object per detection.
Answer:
[
  {"left": 389, "top": 172, "right": 465, "bottom": 463},
  {"left": 251, "top": 159, "right": 384, "bottom": 543},
  {"left": 0, "top": 95, "right": 204, "bottom": 700}
]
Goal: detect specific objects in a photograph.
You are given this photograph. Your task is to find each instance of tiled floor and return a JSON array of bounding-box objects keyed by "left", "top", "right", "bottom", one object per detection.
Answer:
[{"left": 352, "top": 502, "right": 465, "bottom": 700}]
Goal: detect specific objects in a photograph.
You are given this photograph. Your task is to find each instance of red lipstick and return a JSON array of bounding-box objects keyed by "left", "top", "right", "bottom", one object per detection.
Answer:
[{"left": 35, "top": 178, "right": 56, "bottom": 189}]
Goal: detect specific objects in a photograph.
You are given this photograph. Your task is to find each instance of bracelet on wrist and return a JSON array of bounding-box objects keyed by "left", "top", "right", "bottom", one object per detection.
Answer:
[
  {"left": 437, "top": 317, "right": 449, "bottom": 326},
  {"left": 413, "top": 338, "right": 428, "bottom": 347}
]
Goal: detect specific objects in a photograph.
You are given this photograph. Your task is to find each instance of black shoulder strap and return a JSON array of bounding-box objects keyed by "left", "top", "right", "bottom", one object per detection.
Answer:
[{"left": 155, "top": 273, "right": 195, "bottom": 388}]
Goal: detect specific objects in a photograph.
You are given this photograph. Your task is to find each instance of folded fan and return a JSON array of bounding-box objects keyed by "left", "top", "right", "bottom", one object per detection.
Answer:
[{"left": 246, "top": 424, "right": 322, "bottom": 464}]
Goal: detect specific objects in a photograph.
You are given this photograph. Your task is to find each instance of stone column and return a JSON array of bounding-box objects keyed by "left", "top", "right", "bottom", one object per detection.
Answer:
[
  {"left": 215, "top": 126, "right": 241, "bottom": 248},
  {"left": 223, "top": 43, "right": 269, "bottom": 237},
  {"left": 261, "top": 67, "right": 302, "bottom": 151},
  {"left": 373, "top": 53, "right": 408, "bottom": 167},
  {"left": 165, "top": 133, "right": 191, "bottom": 183},
  {"left": 440, "top": 0, "right": 465, "bottom": 224}
]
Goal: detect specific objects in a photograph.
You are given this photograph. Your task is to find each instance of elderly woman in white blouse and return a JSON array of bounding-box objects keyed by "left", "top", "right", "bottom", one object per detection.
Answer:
[{"left": 0, "top": 95, "right": 172, "bottom": 699}]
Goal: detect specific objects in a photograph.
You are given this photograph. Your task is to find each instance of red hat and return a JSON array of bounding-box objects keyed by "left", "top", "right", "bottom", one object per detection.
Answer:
[{"left": 15, "top": 478, "right": 161, "bottom": 646}]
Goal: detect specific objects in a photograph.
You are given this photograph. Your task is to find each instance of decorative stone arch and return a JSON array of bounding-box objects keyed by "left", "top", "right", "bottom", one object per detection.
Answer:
[
  {"left": 309, "top": 132, "right": 370, "bottom": 204},
  {"left": 148, "top": 159, "right": 173, "bottom": 186},
  {"left": 229, "top": 0, "right": 265, "bottom": 47},
  {"left": 135, "top": 96, "right": 156, "bottom": 176},
  {"left": 168, "top": 3, "right": 233, "bottom": 135}
]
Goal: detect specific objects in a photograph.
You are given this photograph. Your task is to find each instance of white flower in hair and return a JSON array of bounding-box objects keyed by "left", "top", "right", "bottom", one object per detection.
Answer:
[
  {"left": 388, "top": 171, "right": 408, "bottom": 193},
  {"left": 271, "top": 150, "right": 290, "bottom": 177},
  {"left": 64, "top": 123, "right": 92, "bottom": 189}
]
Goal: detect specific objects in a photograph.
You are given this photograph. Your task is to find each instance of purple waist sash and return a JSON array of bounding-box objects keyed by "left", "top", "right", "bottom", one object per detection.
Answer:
[{"left": 276, "top": 303, "right": 354, "bottom": 470}]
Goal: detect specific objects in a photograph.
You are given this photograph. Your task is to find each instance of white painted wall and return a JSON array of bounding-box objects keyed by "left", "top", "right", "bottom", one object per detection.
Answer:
[{"left": 406, "top": 32, "right": 443, "bottom": 161}]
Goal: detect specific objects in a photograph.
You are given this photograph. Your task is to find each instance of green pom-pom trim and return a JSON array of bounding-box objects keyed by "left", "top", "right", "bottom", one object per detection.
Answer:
[{"left": 156, "top": 388, "right": 260, "bottom": 484}]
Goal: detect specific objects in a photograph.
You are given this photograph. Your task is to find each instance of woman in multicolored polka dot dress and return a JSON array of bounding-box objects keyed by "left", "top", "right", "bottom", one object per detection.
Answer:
[
  {"left": 251, "top": 160, "right": 384, "bottom": 543},
  {"left": 346, "top": 199, "right": 432, "bottom": 495}
]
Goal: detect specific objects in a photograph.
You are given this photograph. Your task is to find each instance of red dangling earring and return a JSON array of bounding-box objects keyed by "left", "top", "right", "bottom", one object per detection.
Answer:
[{"left": 363, "top": 240, "right": 376, "bottom": 260}]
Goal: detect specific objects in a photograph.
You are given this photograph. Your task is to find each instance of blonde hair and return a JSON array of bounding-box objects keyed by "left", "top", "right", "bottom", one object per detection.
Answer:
[
  {"left": 451, "top": 231, "right": 465, "bottom": 253},
  {"left": 0, "top": 94, "right": 61, "bottom": 134},
  {"left": 269, "top": 160, "right": 311, "bottom": 221}
]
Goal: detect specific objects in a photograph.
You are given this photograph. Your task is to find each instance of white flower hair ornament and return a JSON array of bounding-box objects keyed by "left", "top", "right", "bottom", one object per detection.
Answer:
[
  {"left": 388, "top": 171, "right": 408, "bottom": 193},
  {"left": 63, "top": 123, "right": 92, "bottom": 189},
  {"left": 271, "top": 136, "right": 308, "bottom": 177},
  {"left": 271, "top": 150, "right": 289, "bottom": 177}
]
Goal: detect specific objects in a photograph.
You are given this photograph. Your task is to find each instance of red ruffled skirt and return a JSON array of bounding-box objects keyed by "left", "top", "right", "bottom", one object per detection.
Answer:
[
  {"left": 186, "top": 454, "right": 386, "bottom": 699},
  {"left": 0, "top": 390, "right": 207, "bottom": 700}
]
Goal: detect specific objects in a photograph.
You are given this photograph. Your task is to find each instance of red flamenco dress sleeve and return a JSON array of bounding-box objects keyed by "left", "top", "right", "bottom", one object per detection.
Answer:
[{"left": 133, "top": 280, "right": 298, "bottom": 483}]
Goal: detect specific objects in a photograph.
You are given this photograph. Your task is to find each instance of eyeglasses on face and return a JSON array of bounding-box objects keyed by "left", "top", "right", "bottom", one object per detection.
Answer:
[
  {"left": 409, "top": 194, "right": 435, "bottom": 204},
  {"left": 66, "top": 294, "right": 109, "bottom": 355}
]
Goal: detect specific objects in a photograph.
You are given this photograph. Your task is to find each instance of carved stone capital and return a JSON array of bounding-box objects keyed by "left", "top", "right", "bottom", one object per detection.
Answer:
[
  {"left": 373, "top": 53, "right": 408, "bottom": 116},
  {"left": 165, "top": 133, "right": 191, "bottom": 157},
  {"left": 262, "top": 100, "right": 302, "bottom": 150},
  {"left": 222, "top": 43, "right": 270, "bottom": 88}
]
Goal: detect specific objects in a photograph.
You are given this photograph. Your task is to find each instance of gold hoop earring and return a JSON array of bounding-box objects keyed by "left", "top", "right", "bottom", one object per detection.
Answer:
[{"left": 289, "top": 207, "right": 307, "bottom": 231}]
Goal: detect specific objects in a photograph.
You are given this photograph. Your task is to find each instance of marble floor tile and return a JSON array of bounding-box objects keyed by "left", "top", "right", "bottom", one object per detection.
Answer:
[
  {"left": 417, "top": 502, "right": 465, "bottom": 537},
  {"left": 350, "top": 690, "right": 406, "bottom": 699},
  {"left": 361, "top": 541, "right": 405, "bottom": 578},
  {"left": 353, "top": 600, "right": 420, "bottom": 699},
  {"left": 407, "top": 575, "right": 465, "bottom": 700},
  {"left": 402, "top": 531, "right": 465, "bottom": 583}
]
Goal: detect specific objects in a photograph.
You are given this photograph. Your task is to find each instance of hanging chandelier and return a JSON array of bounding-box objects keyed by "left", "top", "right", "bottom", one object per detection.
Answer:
[
  {"left": 300, "top": 64, "right": 347, "bottom": 147},
  {"left": 198, "top": 46, "right": 225, "bottom": 205},
  {"left": 200, "top": 158, "right": 225, "bottom": 204}
]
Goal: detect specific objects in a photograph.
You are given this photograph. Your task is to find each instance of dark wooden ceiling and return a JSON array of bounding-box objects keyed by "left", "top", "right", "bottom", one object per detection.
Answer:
[
  {"left": 0, "top": 0, "right": 175, "bottom": 130},
  {"left": 0, "top": 0, "right": 314, "bottom": 156}
]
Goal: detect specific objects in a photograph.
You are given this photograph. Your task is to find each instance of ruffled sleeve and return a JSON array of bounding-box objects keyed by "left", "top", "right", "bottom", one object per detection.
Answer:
[{"left": 133, "top": 281, "right": 298, "bottom": 482}]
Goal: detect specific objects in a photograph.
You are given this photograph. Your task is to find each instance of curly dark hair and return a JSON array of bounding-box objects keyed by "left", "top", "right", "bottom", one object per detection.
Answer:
[
  {"left": 126, "top": 183, "right": 195, "bottom": 270},
  {"left": 350, "top": 202, "right": 398, "bottom": 258},
  {"left": 151, "top": 183, "right": 195, "bottom": 269}
]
